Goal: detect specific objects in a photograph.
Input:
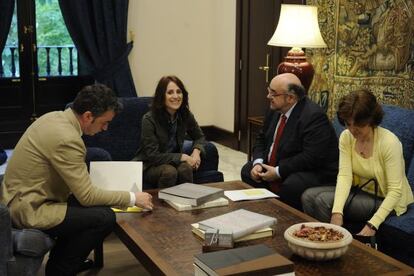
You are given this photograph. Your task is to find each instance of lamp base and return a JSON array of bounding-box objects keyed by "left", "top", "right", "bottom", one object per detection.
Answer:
[{"left": 277, "top": 47, "right": 314, "bottom": 93}]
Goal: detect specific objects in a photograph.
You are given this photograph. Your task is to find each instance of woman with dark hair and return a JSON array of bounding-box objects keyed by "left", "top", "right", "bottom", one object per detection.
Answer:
[
  {"left": 134, "top": 75, "right": 206, "bottom": 189},
  {"left": 302, "top": 90, "right": 413, "bottom": 236}
]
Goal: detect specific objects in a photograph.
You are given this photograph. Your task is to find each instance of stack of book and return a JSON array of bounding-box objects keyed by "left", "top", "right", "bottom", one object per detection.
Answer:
[
  {"left": 192, "top": 209, "right": 277, "bottom": 242},
  {"left": 158, "top": 183, "right": 229, "bottom": 211},
  {"left": 194, "top": 244, "right": 294, "bottom": 275}
]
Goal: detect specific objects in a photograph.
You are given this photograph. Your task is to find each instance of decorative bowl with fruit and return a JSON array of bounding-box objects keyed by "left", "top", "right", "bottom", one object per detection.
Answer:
[{"left": 284, "top": 222, "right": 353, "bottom": 261}]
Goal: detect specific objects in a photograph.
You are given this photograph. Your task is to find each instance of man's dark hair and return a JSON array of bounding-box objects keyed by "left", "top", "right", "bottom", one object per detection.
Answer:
[
  {"left": 151, "top": 75, "right": 190, "bottom": 119},
  {"left": 287, "top": 83, "right": 306, "bottom": 99},
  {"left": 72, "top": 84, "right": 122, "bottom": 117},
  {"left": 337, "top": 89, "right": 384, "bottom": 127}
]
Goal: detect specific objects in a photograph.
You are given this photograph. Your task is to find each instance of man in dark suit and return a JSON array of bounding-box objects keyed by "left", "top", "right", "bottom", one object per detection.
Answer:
[{"left": 241, "top": 73, "right": 338, "bottom": 210}]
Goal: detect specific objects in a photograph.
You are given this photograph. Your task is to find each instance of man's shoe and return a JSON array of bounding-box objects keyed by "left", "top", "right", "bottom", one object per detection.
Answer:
[{"left": 77, "top": 258, "right": 95, "bottom": 273}]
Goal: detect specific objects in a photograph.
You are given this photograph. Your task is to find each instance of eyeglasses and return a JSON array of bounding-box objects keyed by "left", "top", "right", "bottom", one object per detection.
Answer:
[{"left": 267, "top": 87, "right": 288, "bottom": 98}]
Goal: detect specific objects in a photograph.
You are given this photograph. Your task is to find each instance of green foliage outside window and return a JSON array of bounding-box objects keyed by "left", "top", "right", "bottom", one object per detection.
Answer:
[
  {"left": 1, "top": 6, "right": 18, "bottom": 77},
  {"left": 35, "top": 0, "right": 77, "bottom": 76},
  {"left": 1, "top": 0, "right": 77, "bottom": 78}
]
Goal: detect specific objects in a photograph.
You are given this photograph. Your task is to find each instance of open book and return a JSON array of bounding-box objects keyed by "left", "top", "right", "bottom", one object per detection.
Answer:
[{"left": 196, "top": 209, "right": 277, "bottom": 240}]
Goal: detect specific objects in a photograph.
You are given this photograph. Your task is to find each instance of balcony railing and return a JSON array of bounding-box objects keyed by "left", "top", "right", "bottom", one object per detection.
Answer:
[
  {"left": 0, "top": 44, "right": 78, "bottom": 78},
  {"left": 0, "top": 46, "right": 18, "bottom": 77}
]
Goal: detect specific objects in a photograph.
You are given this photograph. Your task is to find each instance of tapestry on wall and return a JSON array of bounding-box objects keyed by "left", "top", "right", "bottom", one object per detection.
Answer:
[{"left": 307, "top": 0, "right": 414, "bottom": 118}]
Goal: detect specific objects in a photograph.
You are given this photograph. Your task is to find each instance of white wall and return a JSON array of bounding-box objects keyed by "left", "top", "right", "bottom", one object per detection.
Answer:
[{"left": 127, "top": 0, "right": 236, "bottom": 132}]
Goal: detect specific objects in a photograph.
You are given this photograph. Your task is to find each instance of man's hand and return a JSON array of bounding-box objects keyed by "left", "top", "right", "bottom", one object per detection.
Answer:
[
  {"left": 134, "top": 192, "right": 153, "bottom": 210},
  {"left": 250, "top": 164, "right": 263, "bottom": 182},
  {"left": 258, "top": 163, "right": 278, "bottom": 181},
  {"left": 191, "top": 149, "right": 201, "bottom": 170},
  {"left": 330, "top": 213, "right": 343, "bottom": 226}
]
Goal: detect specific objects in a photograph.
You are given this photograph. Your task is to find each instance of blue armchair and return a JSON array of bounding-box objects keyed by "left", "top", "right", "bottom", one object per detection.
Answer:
[
  {"left": 0, "top": 174, "right": 55, "bottom": 276},
  {"left": 0, "top": 148, "right": 6, "bottom": 165},
  {"left": 82, "top": 97, "right": 224, "bottom": 188},
  {"left": 333, "top": 104, "right": 414, "bottom": 267}
]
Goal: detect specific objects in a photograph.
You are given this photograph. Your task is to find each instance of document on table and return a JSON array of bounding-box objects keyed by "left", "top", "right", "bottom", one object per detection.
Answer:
[
  {"left": 89, "top": 161, "right": 142, "bottom": 192},
  {"left": 224, "top": 188, "right": 278, "bottom": 201},
  {"left": 111, "top": 206, "right": 143, "bottom": 213}
]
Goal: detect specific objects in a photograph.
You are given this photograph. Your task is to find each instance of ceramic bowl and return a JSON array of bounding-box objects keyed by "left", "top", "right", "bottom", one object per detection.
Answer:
[{"left": 284, "top": 222, "right": 353, "bottom": 261}]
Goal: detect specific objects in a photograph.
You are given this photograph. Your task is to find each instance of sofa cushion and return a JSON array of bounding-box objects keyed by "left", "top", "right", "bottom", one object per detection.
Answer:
[
  {"left": 381, "top": 105, "right": 414, "bottom": 174},
  {"left": 408, "top": 155, "right": 414, "bottom": 192},
  {"left": 193, "top": 170, "right": 224, "bottom": 184},
  {"left": 83, "top": 97, "right": 152, "bottom": 161},
  {"left": 85, "top": 147, "right": 112, "bottom": 171},
  {"left": 12, "top": 229, "right": 55, "bottom": 257},
  {"left": 0, "top": 203, "right": 13, "bottom": 273},
  {"left": 6, "top": 254, "right": 45, "bottom": 276},
  {"left": 383, "top": 203, "right": 414, "bottom": 235},
  {"left": 380, "top": 203, "right": 414, "bottom": 266},
  {"left": 0, "top": 148, "right": 7, "bottom": 165}
]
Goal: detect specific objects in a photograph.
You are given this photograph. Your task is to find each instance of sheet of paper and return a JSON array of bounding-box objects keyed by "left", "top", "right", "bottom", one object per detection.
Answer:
[
  {"left": 224, "top": 188, "right": 278, "bottom": 201},
  {"left": 89, "top": 161, "right": 142, "bottom": 192}
]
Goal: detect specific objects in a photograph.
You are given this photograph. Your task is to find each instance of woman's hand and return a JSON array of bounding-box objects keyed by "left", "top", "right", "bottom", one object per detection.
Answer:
[
  {"left": 191, "top": 148, "right": 201, "bottom": 170},
  {"left": 330, "top": 213, "right": 343, "bottom": 226},
  {"left": 134, "top": 192, "right": 153, "bottom": 210},
  {"left": 357, "top": 225, "right": 376, "bottom": 236},
  {"left": 181, "top": 153, "right": 197, "bottom": 169}
]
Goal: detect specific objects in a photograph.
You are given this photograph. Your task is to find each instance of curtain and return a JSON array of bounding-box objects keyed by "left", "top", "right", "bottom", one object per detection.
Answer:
[
  {"left": 58, "top": 0, "right": 136, "bottom": 97},
  {"left": 0, "top": 0, "right": 14, "bottom": 55}
]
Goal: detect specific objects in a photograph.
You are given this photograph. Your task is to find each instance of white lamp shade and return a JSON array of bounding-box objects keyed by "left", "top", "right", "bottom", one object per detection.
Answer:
[{"left": 268, "top": 4, "right": 327, "bottom": 48}]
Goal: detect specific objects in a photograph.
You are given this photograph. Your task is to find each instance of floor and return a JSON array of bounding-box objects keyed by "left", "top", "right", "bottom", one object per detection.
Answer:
[
  {"left": 34, "top": 143, "right": 247, "bottom": 275},
  {"left": 213, "top": 142, "right": 247, "bottom": 182}
]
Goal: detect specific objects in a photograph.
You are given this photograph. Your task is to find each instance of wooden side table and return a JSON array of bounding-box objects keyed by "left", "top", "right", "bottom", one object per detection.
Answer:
[{"left": 247, "top": 116, "right": 264, "bottom": 161}]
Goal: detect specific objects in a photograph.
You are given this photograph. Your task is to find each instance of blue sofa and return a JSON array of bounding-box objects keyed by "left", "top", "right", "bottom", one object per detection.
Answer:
[
  {"left": 0, "top": 148, "right": 6, "bottom": 165},
  {"left": 333, "top": 104, "right": 414, "bottom": 267},
  {"left": 0, "top": 175, "right": 55, "bottom": 276},
  {"left": 82, "top": 97, "right": 224, "bottom": 189}
]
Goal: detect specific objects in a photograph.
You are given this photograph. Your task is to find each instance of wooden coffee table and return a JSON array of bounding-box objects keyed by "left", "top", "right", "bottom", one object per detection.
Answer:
[{"left": 114, "top": 181, "right": 414, "bottom": 276}]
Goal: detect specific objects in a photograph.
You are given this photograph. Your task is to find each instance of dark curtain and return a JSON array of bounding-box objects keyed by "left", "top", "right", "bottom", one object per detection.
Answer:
[
  {"left": 0, "top": 0, "right": 15, "bottom": 55},
  {"left": 58, "top": 0, "right": 137, "bottom": 97}
]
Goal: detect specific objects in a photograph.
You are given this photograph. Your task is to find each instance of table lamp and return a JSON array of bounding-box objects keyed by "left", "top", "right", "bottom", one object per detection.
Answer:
[{"left": 268, "top": 4, "right": 327, "bottom": 92}]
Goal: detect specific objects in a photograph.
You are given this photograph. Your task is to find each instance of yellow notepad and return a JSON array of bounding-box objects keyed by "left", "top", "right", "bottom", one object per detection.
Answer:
[{"left": 111, "top": 206, "right": 143, "bottom": 213}]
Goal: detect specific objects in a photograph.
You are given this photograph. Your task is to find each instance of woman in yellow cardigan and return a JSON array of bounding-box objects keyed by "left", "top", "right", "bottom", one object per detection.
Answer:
[{"left": 302, "top": 90, "right": 413, "bottom": 236}]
